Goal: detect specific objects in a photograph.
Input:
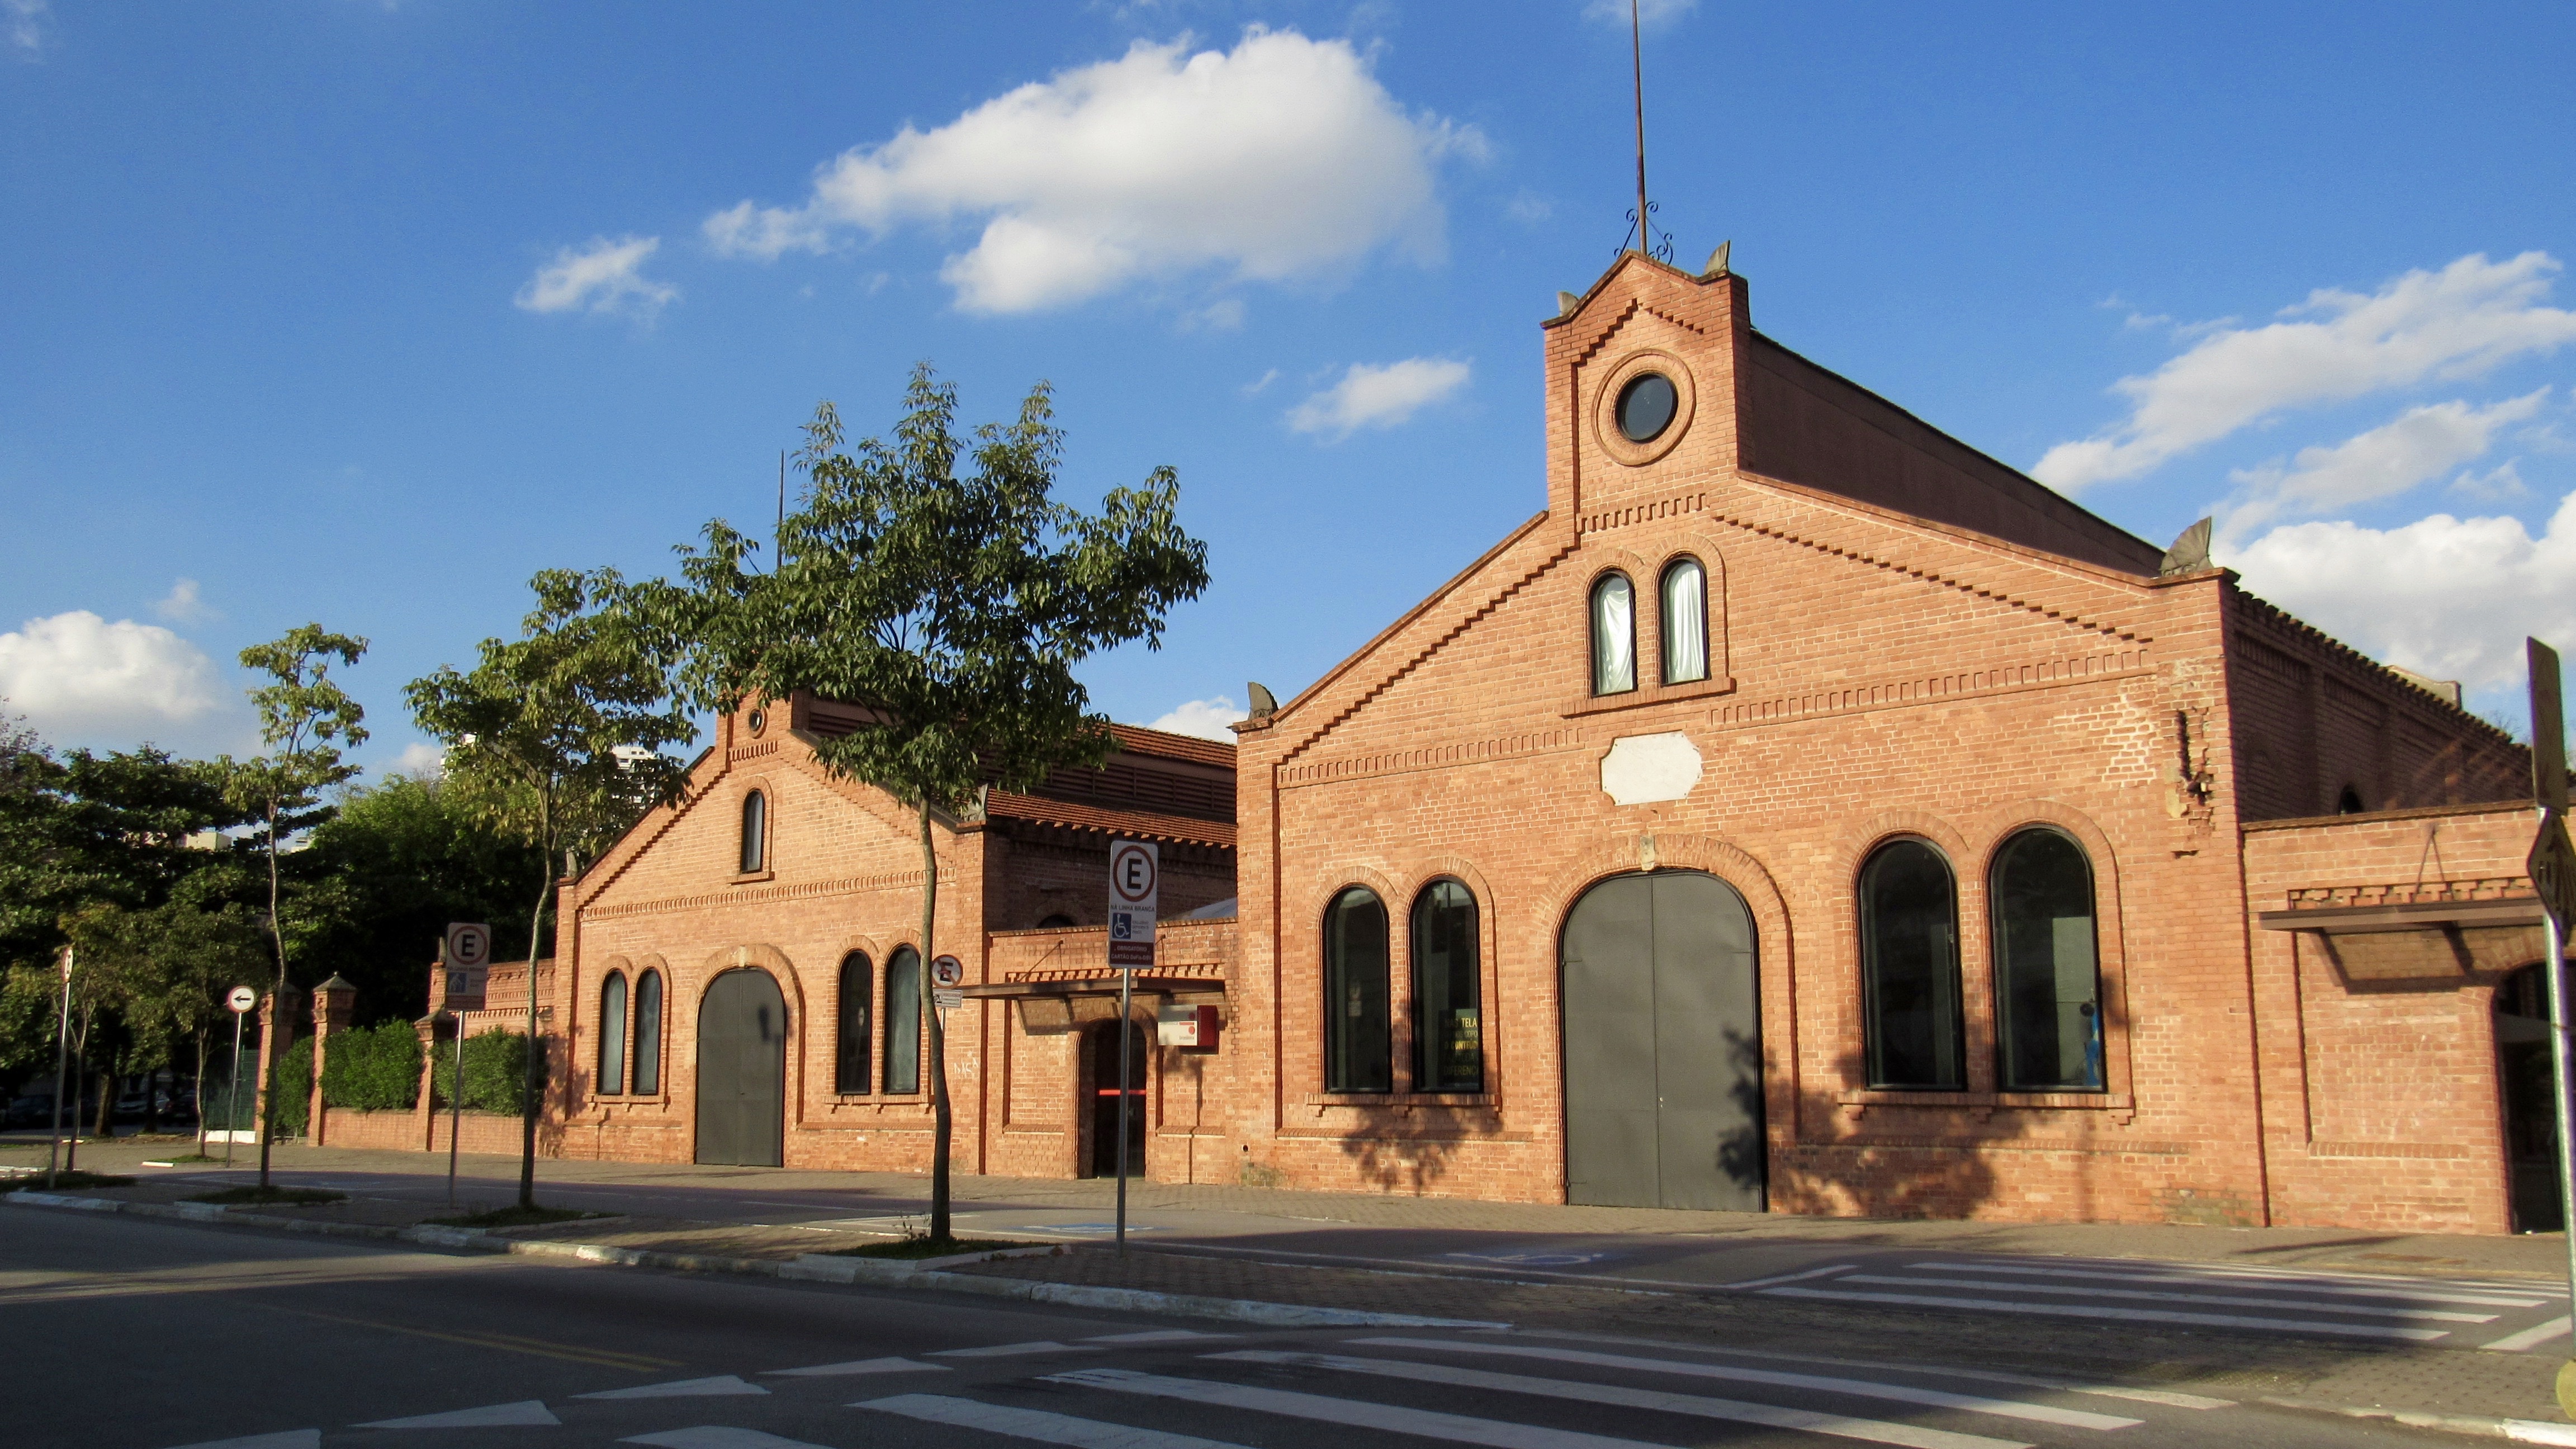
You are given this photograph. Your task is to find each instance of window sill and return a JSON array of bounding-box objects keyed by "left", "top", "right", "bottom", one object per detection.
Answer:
[
  {"left": 730, "top": 869, "right": 775, "bottom": 886},
  {"left": 591, "top": 1095, "right": 669, "bottom": 1106},
  {"left": 1300, "top": 1092, "right": 1496, "bottom": 1111},
  {"left": 1562, "top": 676, "right": 1734, "bottom": 719},
  {"left": 1836, "top": 1088, "right": 2130, "bottom": 1124}
]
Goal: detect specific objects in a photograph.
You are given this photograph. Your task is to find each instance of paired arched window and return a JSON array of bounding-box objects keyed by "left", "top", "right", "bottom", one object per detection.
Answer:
[
  {"left": 1858, "top": 841, "right": 1963, "bottom": 1090},
  {"left": 836, "top": 952, "right": 873, "bottom": 1095},
  {"left": 883, "top": 947, "right": 922, "bottom": 1095},
  {"left": 1411, "top": 880, "right": 1483, "bottom": 1093},
  {"left": 1590, "top": 574, "right": 1636, "bottom": 695},
  {"left": 597, "top": 972, "right": 628, "bottom": 1096},
  {"left": 1323, "top": 887, "right": 1392, "bottom": 1092},
  {"left": 1660, "top": 557, "right": 1708, "bottom": 685},
  {"left": 739, "top": 790, "right": 767, "bottom": 874},
  {"left": 630, "top": 969, "right": 662, "bottom": 1095},
  {"left": 1992, "top": 829, "right": 2104, "bottom": 1092}
]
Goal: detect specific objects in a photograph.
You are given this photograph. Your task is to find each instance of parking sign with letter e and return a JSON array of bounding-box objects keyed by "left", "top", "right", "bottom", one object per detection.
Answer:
[{"left": 1107, "top": 839, "right": 1158, "bottom": 968}]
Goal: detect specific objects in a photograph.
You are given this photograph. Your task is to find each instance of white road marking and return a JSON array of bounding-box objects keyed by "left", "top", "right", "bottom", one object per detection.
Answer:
[
  {"left": 1763, "top": 1285, "right": 2449, "bottom": 1341},
  {"left": 163, "top": 1433, "right": 321, "bottom": 1449},
  {"left": 1346, "top": 1337, "right": 2137, "bottom": 1431},
  {"left": 1721, "top": 1264, "right": 1860, "bottom": 1291},
  {"left": 1848, "top": 1272, "right": 2500, "bottom": 1322},
  {"left": 1504, "top": 1329, "right": 2234, "bottom": 1411},
  {"left": 1953, "top": 1256, "right": 2569, "bottom": 1296},
  {"left": 578, "top": 1374, "right": 770, "bottom": 1399},
  {"left": 861, "top": 1393, "right": 1255, "bottom": 1447},
  {"left": 356, "top": 1400, "right": 560, "bottom": 1428},
  {"left": 930, "top": 1339, "right": 1104, "bottom": 1358},
  {"left": 2484, "top": 1317, "right": 2575, "bottom": 1352},
  {"left": 620, "top": 1429, "right": 832, "bottom": 1449},
  {"left": 1213, "top": 1350, "right": 2029, "bottom": 1449},
  {"left": 1082, "top": 1329, "right": 1234, "bottom": 1344},
  {"left": 1919, "top": 1261, "right": 2550, "bottom": 1307},
  {"left": 1048, "top": 1367, "right": 1690, "bottom": 1448},
  {"left": 763, "top": 1356, "right": 949, "bottom": 1376}
]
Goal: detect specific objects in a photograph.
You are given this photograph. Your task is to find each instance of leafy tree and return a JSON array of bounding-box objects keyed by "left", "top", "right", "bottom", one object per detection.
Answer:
[
  {"left": 228, "top": 625, "right": 368, "bottom": 1186},
  {"left": 406, "top": 569, "right": 691, "bottom": 1209},
  {"left": 628, "top": 365, "right": 1208, "bottom": 1239}
]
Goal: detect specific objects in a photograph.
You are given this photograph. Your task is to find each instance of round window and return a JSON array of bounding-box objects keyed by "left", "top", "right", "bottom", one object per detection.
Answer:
[
  {"left": 1616, "top": 373, "right": 1678, "bottom": 443},
  {"left": 746, "top": 709, "right": 767, "bottom": 736}
]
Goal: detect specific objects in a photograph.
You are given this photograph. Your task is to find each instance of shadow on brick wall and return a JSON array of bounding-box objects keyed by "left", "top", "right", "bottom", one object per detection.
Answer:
[{"left": 1768, "top": 1048, "right": 2004, "bottom": 1220}]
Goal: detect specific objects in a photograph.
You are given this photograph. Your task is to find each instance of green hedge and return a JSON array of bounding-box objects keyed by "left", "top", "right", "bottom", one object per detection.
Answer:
[
  {"left": 320, "top": 1021, "right": 423, "bottom": 1112},
  {"left": 266, "top": 1036, "right": 314, "bottom": 1137},
  {"left": 425, "top": 1029, "right": 537, "bottom": 1115}
]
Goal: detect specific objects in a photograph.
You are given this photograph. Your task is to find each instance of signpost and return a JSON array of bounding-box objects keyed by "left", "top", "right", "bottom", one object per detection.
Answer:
[
  {"left": 221, "top": 985, "right": 257, "bottom": 1169},
  {"left": 441, "top": 924, "right": 489, "bottom": 1207},
  {"left": 1106, "top": 840, "right": 1158, "bottom": 1253},
  {"left": 2526, "top": 640, "right": 2576, "bottom": 1415}
]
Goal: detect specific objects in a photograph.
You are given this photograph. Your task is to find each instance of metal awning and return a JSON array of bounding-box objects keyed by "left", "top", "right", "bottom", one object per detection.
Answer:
[
  {"left": 963, "top": 975, "right": 1226, "bottom": 1035},
  {"left": 2256, "top": 898, "right": 2544, "bottom": 934},
  {"left": 2257, "top": 896, "right": 2546, "bottom": 981}
]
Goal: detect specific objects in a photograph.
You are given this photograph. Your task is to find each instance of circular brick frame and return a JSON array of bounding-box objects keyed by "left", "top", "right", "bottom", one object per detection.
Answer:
[{"left": 1591, "top": 347, "right": 1698, "bottom": 468}]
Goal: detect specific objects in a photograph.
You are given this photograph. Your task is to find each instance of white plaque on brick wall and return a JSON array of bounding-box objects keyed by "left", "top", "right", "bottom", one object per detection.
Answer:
[{"left": 1600, "top": 731, "right": 1703, "bottom": 806}]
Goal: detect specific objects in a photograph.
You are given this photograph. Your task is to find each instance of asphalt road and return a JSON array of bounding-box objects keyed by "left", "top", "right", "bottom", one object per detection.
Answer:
[{"left": 5, "top": 1208, "right": 2463, "bottom": 1449}]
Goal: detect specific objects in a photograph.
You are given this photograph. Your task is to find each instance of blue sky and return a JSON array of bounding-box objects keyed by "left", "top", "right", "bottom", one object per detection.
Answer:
[{"left": 4, "top": 1, "right": 2573, "bottom": 775}]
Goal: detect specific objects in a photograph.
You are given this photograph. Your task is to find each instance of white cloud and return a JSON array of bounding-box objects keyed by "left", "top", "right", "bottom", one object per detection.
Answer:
[
  {"left": 1584, "top": 0, "right": 1697, "bottom": 23},
  {"left": 2215, "top": 390, "right": 2548, "bottom": 542},
  {"left": 514, "top": 235, "right": 679, "bottom": 318},
  {"left": 388, "top": 741, "right": 447, "bottom": 779},
  {"left": 2452, "top": 460, "right": 2529, "bottom": 501},
  {"left": 1287, "top": 357, "right": 1471, "bottom": 439},
  {"left": 2036, "top": 253, "right": 2576, "bottom": 492},
  {"left": 6, "top": 0, "right": 50, "bottom": 58},
  {"left": 1505, "top": 190, "right": 1555, "bottom": 225},
  {"left": 0, "top": 610, "right": 223, "bottom": 741},
  {"left": 154, "top": 577, "right": 217, "bottom": 624},
  {"left": 2226, "top": 490, "right": 2576, "bottom": 694},
  {"left": 1240, "top": 368, "right": 1281, "bottom": 396},
  {"left": 702, "top": 29, "right": 1482, "bottom": 313},
  {"left": 1145, "top": 695, "right": 1247, "bottom": 741}
]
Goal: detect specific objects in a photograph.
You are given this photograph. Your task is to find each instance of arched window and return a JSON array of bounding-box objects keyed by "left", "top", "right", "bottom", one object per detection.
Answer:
[
  {"left": 883, "top": 947, "right": 922, "bottom": 1095},
  {"left": 1036, "top": 913, "right": 1076, "bottom": 929},
  {"left": 597, "top": 972, "right": 628, "bottom": 1096},
  {"left": 1411, "top": 880, "right": 1483, "bottom": 1093},
  {"left": 1660, "top": 558, "right": 1708, "bottom": 685},
  {"left": 1590, "top": 574, "right": 1636, "bottom": 695},
  {"left": 1858, "top": 840, "right": 1963, "bottom": 1090},
  {"left": 1323, "top": 887, "right": 1391, "bottom": 1092},
  {"left": 2337, "top": 784, "right": 2366, "bottom": 815},
  {"left": 630, "top": 969, "right": 662, "bottom": 1095},
  {"left": 739, "top": 790, "right": 768, "bottom": 874},
  {"left": 1992, "top": 828, "right": 2105, "bottom": 1091},
  {"left": 836, "top": 952, "right": 873, "bottom": 1095}
]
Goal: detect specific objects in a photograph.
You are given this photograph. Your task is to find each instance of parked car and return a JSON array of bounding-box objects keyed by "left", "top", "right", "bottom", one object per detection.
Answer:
[{"left": 4, "top": 1096, "right": 54, "bottom": 1129}]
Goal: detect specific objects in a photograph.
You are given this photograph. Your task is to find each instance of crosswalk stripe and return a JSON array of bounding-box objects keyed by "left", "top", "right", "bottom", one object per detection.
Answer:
[
  {"left": 1046, "top": 1366, "right": 1692, "bottom": 1448},
  {"left": 1848, "top": 1272, "right": 2500, "bottom": 1322},
  {"left": 763, "top": 1357, "right": 948, "bottom": 1376},
  {"left": 1212, "top": 1349, "right": 2030, "bottom": 1449},
  {"left": 1347, "top": 1337, "right": 2138, "bottom": 1431},
  {"left": 1082, "top": 1330, "right": 1234, "bottom": 1344},
  {"left": 860, "top": 1393, "right": 1256, "bottom": 1447},
  {"left": 1721, "top": 1264, "right": 1862, "bottom": 1291},
  {"left": 1919, "top": 1261, "right": 2550, "bottom": 1308},
  {"left": 1504, "top": 1330, "right": 2233, "bottom": 1411},
  {"left": 2483, "top": 1317, "right": 2574, "bottom": 1352},
  {"left": 577, "top": 1375, "right": 769, "bottom": 1400},
  {"left": 930, "top": 1339, "right": 1104, "bottom": 1358},
  {"left": 619, "top": 1429, "right": 831, "bottom": 1449},
  {"left": 354, "top": 1400, "right": 560, "bottom": 1428},
  {"left": 1762, "top": 1285, "right": 2449, "bottom": 1340},
  {"left": 1949, "top": 1256, "right": 2568, "bottom": 1296}
]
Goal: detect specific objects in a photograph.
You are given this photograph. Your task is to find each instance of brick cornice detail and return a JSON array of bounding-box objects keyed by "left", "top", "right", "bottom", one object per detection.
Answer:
[
  {"left": 585, "top": 868, "right": 928, "bottom": 922},
  {"left": 1711, "top": 648, "right": 2152, "bottom": 732}
]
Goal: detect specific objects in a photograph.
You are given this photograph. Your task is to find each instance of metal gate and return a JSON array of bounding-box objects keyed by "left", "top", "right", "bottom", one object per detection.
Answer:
[
  {"left": 1560, "top": 870, "right": 1765, "bottom": 1211},
  {"left": 695, "top": 968, "right": 786, "bottom": 1168}
]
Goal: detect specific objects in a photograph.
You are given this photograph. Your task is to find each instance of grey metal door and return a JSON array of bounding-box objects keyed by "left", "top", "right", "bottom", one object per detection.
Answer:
[
  {"left": 1561, "top": 871, "right": 1764, "bottom": 1210},
  {"left": 695, "top": 969, "right": 786, "bottom": 1168}
]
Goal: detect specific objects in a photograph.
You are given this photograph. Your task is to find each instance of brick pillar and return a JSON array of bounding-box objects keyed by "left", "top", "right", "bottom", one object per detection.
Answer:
[
  {"left": 252, "top": 987, "right": 297, "bottom": 1147},
  {"left": 307, "top": 975, "right": 355, "bottom": 1146},
  {"left": 415, "top": 1016, "right": 442, "bottom": 1152}
]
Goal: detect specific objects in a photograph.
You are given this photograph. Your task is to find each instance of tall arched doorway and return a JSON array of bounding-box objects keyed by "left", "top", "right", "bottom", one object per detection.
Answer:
[
  {"left": 1561, "top": 870, "right": 1765, "bottom": 1211},
  {"left": 1084, "top": 1019, "right": 1148, "bottom": 1179},
  {"left": 696, "top": 969, "right": 787, "bottom": 1168},
  {"left": 2496, "top": 964, "right": 2561, "bottom": 1232}
]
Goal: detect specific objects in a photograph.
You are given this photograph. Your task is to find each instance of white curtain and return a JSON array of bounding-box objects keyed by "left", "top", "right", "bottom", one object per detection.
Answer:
[
  {"left": 1663, "top": 560, "right": 1707, "bottom": 684},
  {"left": 1592, "top": 575, "right": 1635, "bottom": 694}
]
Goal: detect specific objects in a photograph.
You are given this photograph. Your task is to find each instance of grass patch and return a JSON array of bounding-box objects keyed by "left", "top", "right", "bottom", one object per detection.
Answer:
[
  {"left": 0, "top": 1170, "right": 135, "bottom": 1193},
  {"left": 825, "top": 1236, "right": 1039, "bottom": 1260},
  {"left": 188, "top": 1185, "right": 346, "bottom": 1206},
  {"left": 422, "top": 1204, "right": 612, "bottom": 1230}
]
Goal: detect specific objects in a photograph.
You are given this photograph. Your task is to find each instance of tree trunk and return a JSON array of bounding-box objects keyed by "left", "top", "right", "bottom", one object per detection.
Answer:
[
  {"left": 920, "top": 795, "right": 952, "bottom": 1243},
  {"left": 259, "top": 794, "right": 287, "bottom": 1189},
  {"left": 193, "top": 1029, "right": 209, "bottom": 1156},
  {"left": 520, "top": 858, "right": 548, "bottom": 1212},
  {"left": 143, "top": 1065, "right": 160, "bottom": 1135},
  {"left": 94, "top": 1065, "right": 115, "bottom": 1140}
]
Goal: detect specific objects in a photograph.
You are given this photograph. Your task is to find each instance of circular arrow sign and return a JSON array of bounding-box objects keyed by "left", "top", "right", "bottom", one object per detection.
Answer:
[
  {"left": 227, "top": 986, "right": 258, "bottom": 1014},
  {"left": 931, "top": 954, "right": 965, "bottom": 988}
]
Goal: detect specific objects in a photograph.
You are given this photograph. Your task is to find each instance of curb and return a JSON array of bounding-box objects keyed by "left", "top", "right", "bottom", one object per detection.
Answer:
[
  {"left": 2, "top": 1191, "right": 1505, "bottom": 1332},
  {"left": 2261, "top": 1399, "right": 2576, "bottom": 1445}
]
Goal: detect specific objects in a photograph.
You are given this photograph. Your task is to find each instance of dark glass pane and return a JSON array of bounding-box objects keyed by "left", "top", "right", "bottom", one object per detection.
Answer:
[
  {"left": 1412, "top": 880, "right": 1483, "bottom": 1092},
  {"left": 836, "top": 953, "right": 873, "bottom": 1095},
  {"left": 1617, "top": 373, "right": 1678, "bottom": 442},
  {"left": 1993, "top": 830, "right": 2104, "bottom": 1091},
  {"left": 597, "top": 973, "right": 627, "bottom": 1097},
  {"left": 1859, "top": 841, "right": 1963, "bottom": 1089},
  {"left": 631, "top": 971, "right": 662, "bottom": 1095},
  {"left": 740, "top": 792, "right": 766, "bottom": 874},
  {"left": 1323, "top": 888, "right": 1391, "bottom": 1092},
  {"left": 884, "top": 948, "right": 922, "bottom": 1095}
]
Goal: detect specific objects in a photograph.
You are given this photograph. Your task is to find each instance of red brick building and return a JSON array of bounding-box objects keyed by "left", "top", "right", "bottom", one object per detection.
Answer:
[{"left": 340, "top": 252, "right": 2559, "bottom": 1234}]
